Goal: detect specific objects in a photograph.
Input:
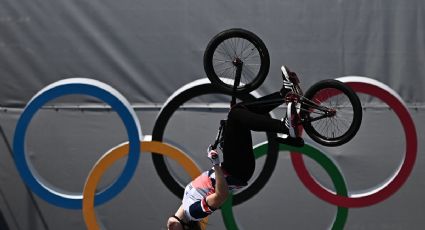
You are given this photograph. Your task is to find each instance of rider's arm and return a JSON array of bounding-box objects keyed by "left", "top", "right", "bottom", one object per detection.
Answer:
[
  {"left": 206, "top": 164, "right": 228, "bottom": 209},
  {"left": 167, "top": 205, "right": 185, "bottom": 230},
  {"left": 205, "top": 149, "right": 229, "bottom": 209}
]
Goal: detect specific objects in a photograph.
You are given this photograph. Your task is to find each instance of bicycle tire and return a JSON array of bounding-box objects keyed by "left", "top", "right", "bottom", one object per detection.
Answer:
[
  {"left": 300, "top": 79, "right": 362, "bottom": 146},
  {"left": 203, "top": 28, "right": 270, "bottom": 94}
]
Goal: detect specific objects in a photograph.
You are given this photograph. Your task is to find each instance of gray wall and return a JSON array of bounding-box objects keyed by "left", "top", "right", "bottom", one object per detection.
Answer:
[
  {"left": 0, "top": 0, "right": 424, "bottom": 229},
  {"left": 1, "top": 0, "right": 425, "bottom": 106}
]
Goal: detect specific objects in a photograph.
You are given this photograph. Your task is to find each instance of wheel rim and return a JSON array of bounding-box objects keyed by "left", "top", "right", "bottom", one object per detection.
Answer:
[{"left": 212, "top": 37, "right": 262, "bottom": 89}]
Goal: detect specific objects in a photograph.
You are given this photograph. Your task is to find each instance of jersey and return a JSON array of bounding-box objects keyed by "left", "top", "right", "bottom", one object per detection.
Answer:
[{"left": 182, "top": 168, "right": 246, "bottom": 221}]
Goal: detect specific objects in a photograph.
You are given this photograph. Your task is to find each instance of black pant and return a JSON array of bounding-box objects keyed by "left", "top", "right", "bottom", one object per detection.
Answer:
[{"left": 221, "top": 92, "right": 288, "bottom": 183}]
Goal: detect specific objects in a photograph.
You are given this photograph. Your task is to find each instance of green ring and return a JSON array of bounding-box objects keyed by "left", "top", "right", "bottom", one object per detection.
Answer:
[{"left": 221, "top": 142, "right": 349, "bottom": 230}]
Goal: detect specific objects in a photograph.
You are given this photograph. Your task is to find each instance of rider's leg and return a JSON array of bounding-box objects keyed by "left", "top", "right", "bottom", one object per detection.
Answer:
[
  {"left": 221, "top": 105, "right": 291, "bottom": 183},
  {"left": 227, "top": 105, "right": 288, "bottom": 133},
  {"left": 222, "top": 97, "right": 304, "bottom": 184},
  {"left": 237, "top": 92, "right": 284, "bottom": 114},
  {"left": 221, "top": 112, "right": 255, "bottom": 183},
  {"left": 221, "top": 70, "right": 304, "bottom": 182}
]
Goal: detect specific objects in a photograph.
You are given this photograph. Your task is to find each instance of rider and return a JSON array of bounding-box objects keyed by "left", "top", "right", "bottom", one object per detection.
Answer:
[{"left": 167, "top": 66, "right": 304, "bottom": 230}]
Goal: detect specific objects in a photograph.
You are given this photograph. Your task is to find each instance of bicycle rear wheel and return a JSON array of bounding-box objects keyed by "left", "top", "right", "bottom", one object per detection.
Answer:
[
  {"left": 300, "top": 79, "right": 362, "bottom": 146},
  {"left": 203, "top": 28, "right": 270, "bottom": 94}
]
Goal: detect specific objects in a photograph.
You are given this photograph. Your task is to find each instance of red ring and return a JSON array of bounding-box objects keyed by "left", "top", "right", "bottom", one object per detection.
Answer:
[{"left": 291, "top": 78, "right": 417, "bottom": 208}]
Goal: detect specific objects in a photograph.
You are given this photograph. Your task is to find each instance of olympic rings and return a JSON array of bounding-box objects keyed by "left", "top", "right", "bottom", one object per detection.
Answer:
[
  {"left": 13, "top": 78, "right": 142, "bottom": 209},
  {"left": 291, "top": 76, "right": 418, "bottom": 207},
  {"left": 82, "top": 140, "right": 207, "bottom": 230},
  {"left": 221, "top": 142, "right": 349, "bottom": 230},
  {"left": 151, "top": 78, "right": 280, "bottom": 206},
  {"left": 11, "top": 76, "right": 418, "bottom": 229}
]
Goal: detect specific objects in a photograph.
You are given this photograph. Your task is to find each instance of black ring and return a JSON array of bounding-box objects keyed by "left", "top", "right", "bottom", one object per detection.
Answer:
[{"left": 151, "top": 78, "right": 279, "bottom": 205}]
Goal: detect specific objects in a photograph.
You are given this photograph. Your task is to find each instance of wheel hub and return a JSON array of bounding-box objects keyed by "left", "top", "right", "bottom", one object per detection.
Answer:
[
  {"left": 232, "top": 58, "right": 243, "bottom": 67},
  {"left": 326, "top": 109, "right": 337, "bottom": 117}
]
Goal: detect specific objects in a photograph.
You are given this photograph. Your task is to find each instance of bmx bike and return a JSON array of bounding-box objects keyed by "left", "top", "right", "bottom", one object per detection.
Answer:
[{"left": 204, "top": 28, "right": 362, "bottom": 147}]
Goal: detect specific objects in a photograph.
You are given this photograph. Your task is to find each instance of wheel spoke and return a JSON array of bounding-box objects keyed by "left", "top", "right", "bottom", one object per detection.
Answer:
[
  {"left": 212, "top": 37, "right": 262, "bottom": 87},
  {"left": 242, "top": 65, "right": 257, "bottom": 84},
  {"left": 306, "top": 89, "right": 355, "bottom": 139}
]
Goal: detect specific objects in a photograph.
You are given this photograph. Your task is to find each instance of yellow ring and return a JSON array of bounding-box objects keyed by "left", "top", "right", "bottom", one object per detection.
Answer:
[{"left": 82, "top": 140, "right": 207, "bottom": 230}]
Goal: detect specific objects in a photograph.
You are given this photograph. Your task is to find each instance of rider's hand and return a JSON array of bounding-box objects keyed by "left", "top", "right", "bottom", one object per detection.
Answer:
[{"left": 207, "top": 147, "right": 221, "bottom": 166}]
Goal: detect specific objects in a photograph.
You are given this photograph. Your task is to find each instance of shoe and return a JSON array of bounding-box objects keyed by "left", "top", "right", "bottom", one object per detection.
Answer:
[
  {"left": 282, "top": 116, "right": 292, "bottom": 134},
  {"left": 280, "top": 65, "right": 303, "bottom": 97},
  {"left": 281, "top": 65, "right": 300, "bottom": 84},
  {"left": 278, "top": 112, "right": 304, "bottom": 147},
  {"left": 285, "top": 102, "right": 300, "bottom": 138},
  {"left": 276, "top": 136, "right": 304, "bottom": 147},
  {"left": 280, "top": 65, "right": 294, "bottom": 97}
]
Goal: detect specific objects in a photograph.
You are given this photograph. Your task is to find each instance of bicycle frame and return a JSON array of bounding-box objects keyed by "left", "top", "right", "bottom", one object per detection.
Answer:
[
  {"left": 284, "top": 73, "right": 337, "bottom": 126},
  {"left": 224, "top": 63, "right": 336, "bottom": 127}
]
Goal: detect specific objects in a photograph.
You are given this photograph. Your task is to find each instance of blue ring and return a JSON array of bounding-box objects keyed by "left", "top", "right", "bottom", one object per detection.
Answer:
[{"left": 13, "top": 80, "right": 141, "bottom": 209}]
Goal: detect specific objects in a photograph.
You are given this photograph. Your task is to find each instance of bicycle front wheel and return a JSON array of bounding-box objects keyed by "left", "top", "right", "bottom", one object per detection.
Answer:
[
  {"left": 300, "top": 79, "right": 362, "bottom": 146},
  {"left": 203, "top": 28, "right": 270, "bottom": 94}
]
